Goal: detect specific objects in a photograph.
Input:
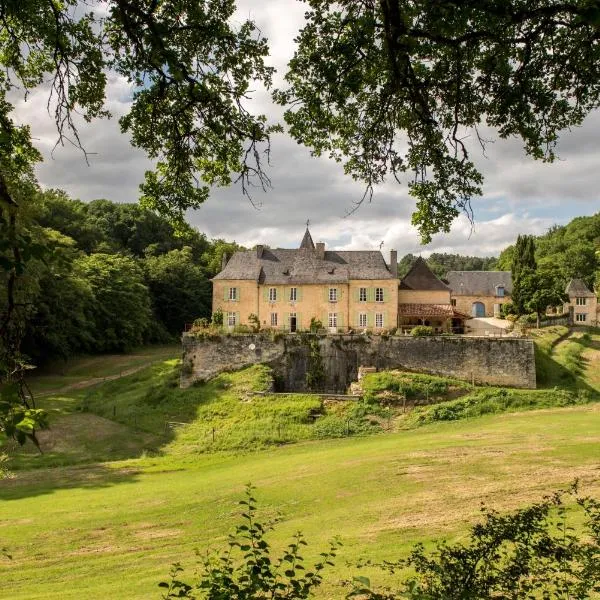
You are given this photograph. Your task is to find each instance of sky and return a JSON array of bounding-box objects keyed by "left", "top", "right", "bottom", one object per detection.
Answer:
[{"left": 11, "top": 1, "right": 600, "bottom": 258}]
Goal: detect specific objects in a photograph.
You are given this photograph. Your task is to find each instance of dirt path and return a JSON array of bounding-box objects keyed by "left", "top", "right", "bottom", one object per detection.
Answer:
[{"left": 35, "top": 363, "right": 152, "bottom": 398}]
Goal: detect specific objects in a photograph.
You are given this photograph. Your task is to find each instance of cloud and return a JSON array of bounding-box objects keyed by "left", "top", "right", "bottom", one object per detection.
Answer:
[{"left": 9, "top": 2, "right": 600, "bottom": 259}]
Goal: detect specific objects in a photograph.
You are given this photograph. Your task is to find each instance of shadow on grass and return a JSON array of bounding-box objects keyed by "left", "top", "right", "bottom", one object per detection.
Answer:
[
  {"left": 535, "top": 339, "right": 599, "bottom": 397},
  {"left": 0, "top": 463, "right": 141, "bottom": 501}
]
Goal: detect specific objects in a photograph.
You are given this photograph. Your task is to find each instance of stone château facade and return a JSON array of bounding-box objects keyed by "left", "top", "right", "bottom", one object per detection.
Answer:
[{"left": 212, "top": 229, "right": 467, "bottom": 333}]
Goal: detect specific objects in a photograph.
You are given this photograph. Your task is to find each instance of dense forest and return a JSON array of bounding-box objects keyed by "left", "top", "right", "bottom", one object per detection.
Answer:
[{"left": 2, "top": 189, "right": 241, "bottom": 366}]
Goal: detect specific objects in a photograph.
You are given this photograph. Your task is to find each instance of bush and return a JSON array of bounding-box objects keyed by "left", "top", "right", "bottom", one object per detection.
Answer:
[
  {"left": 160, "top": 485, "right": 340, "bottom": 599},
  {"left": 348, "top": 484, "right": 600, "bottom": 599},
  {"left": 310, "top": 317, "right": 323, "bottom": 333},
  {"left": 410, "top": 326, "right": 433, "bottom": 337},
  {"left": 211, "top": 308, "right": 223, "bottom": 326},
  {"left": 248, "top": 313, "right": 260, "bottom": 332}
]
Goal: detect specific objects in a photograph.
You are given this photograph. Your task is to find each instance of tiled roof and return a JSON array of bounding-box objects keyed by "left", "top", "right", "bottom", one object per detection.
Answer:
[
  {"left": 213, "top": 247, "right": 396, "bottom": 283},
  {"left": 565, "top": 278, "right": 595, "bottom": 297},
  {"left": 446, "top": 271, "right": 512, "bottom": 296},
  {"left": 399, "top": 257, "right": 449, "bottom": 291},
  {"left": 398, "top": 303, "right": 468, "bottom": 318}
]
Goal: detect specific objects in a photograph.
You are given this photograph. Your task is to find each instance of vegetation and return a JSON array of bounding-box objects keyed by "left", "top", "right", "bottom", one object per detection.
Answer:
[
  {"left": 409, "top": 326, "right": 433, "bottom": 337},
  {"left": 160, "top": 485, "right": 341, "bottom": 599},
  {"left": 398, "top": 253, "right": 497, "bottom": 279}
]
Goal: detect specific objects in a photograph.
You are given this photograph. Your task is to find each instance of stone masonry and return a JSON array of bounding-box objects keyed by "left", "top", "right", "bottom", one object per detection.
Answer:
[{"left": 181, "top": 333, "right": 537, "bottom": 391}]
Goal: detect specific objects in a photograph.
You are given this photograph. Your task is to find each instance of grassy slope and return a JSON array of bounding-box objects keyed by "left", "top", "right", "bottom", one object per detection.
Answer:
[
  {"left": 1, "top": 406, "right": 599, "bottom": 599},
  {"left": 2, "top": 328, "right": 600, "bottom": 598}
]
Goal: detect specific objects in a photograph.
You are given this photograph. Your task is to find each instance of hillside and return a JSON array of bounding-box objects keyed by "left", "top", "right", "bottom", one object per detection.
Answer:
[{"left": 1, "top": 327, "right": 599, "bottom": 598}]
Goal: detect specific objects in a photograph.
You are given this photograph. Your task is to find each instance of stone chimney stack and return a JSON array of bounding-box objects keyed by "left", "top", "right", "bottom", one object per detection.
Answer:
[
  {"left": 390, "top": 249, "right": 398, "bottom": 276},
  {"left": 256, "top": 244, "right": 264, "bottom": 258},
  {"left": 221, "top": 252, "right": 228, "bottom": 271},
  {"left": 316, "top": 242, "right": 325, "bottom": 260}
]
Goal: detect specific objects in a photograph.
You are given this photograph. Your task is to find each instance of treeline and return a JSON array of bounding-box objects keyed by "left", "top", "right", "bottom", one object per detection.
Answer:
[
  {"left": 398, "top": 252, "right": 498, "bottom": 279},
  {"left": 10, "top": 190, "right": 241, "bottom": 365},
  {"left": 497, "top": 213, "right": 600, "bottom": 291}
]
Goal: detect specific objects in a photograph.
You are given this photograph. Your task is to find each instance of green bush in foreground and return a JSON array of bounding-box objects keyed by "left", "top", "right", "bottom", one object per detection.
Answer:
[
  {"left": 162, "top": 484, "right": 599, "bottom": 599},
  {"left": 410, "top": 326, "right": 433, "bottom": 337}
]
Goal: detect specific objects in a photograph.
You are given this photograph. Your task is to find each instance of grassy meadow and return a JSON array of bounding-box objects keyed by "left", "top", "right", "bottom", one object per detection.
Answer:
[{"left": 1, "top": 328, "right": 599, "bottom": 598}]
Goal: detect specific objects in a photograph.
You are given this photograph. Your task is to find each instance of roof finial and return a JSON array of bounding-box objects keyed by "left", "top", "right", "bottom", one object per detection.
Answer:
[
  {"left": 378, "top": 240, "right": 384, "bottom": 250},
  {"left": 306, "top": 218, "right": 310, "bottom": 228}
]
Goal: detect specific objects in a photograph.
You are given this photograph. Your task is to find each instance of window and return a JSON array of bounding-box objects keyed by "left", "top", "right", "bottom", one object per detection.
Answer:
[
  {"left": 375, "top": 287, "right": 384, "bottom": 302},
  {"left": 576, "top": 313, "right": 587, "bottom": 322},
  {"left": 375, "top": 313, "right": 384, "bottom": 328},
  {"left": 359, "top": 287, "right": 367, "bottom": 302},
  {"left": 269, "top": 287, "right": 277, "bottom": 302},
  {"left": 576, "top": 297, "right": 587, "bottom": 306},
  {"left": 329, "top": 287, "right": 337, "bottom": 302},
  {"left": 227, "top": 312, "right": 237, "bottom": 327},
  {"left": 228, "top": 287, "right": 237, "bottom": 301},
  {"left": 289, "top": 287, "right": 297, "bottom": 302},
  {"left": 451, "top": 298, "right": 457, "bottom": 307},
  {"left": 496, "top": 286, "right": 505, "bottom": 297},
  {"left": 270, "top": 312, "right": 278, "bottom": 327},
  {"left": 328, "top": 313, "right": 337, "bottom": 328},
  {"left": 359, "top": 313, "right": 367, "bottom": 328}
]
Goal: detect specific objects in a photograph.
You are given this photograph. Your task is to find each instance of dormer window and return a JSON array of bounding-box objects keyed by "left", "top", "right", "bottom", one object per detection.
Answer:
[
  {"left": 496, "top": 285, "right": 505, "bottom": 297},
  {"left": 328, "top": 267, "right": 335, "bottom": 274},
  {"left": 283, "top": 268, "right": 290, "bottom": 275}
]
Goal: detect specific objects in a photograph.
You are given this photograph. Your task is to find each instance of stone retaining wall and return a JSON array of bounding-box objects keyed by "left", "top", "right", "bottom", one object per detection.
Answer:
[{"left": 181, "top": 333, "right": 536, "bottom": 391}]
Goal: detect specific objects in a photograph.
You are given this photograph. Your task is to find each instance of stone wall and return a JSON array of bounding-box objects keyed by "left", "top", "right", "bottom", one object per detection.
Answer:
[{"left": 181, "top": 333, "right": 536, "bottom": 391}]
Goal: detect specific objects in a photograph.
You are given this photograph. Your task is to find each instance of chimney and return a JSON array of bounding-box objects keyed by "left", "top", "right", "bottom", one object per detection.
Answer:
[
  {"left": 221, "top": 252, "right": 228, "bottom": 271},
  {"left": 389, "top": 249, "right": 397, "bottom": 276},
  {"left": 316, "top": 242, "right": 325, "bottom": 260},
  {"left": 256, "top": 244, "right": 264, "bottom": 258}
]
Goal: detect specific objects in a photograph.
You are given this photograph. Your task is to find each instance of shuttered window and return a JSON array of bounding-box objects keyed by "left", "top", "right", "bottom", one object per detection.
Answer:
[
  {"left": 359, "top": 313, "right": 367, "bottom": 327},
  {"left": 359, "top": 287, "right": 367, "bottom": 302},
  {"left": 375, "top": 313, "right": 384, "bottom": 328}
]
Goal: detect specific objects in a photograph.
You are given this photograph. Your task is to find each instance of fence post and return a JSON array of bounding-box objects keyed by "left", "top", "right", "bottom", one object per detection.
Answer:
[{"left": 212, "top": 427, "right": 215, "bottom": 443}]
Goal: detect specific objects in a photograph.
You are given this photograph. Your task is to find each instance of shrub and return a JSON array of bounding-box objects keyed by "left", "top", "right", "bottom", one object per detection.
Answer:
[
  {"left": 248, "top": 313, "right": 260, "bottom": 333},
  {"left": 160, "top": 485, "right": 340, "bottom": 599},
  {"left": 193, "top": 317, "right": 210, "bottom": 329},
  {"left": 233, "top": 324, "right": 252, "bottom": 334},
  {"left": 309, "top": 317, "right": 323, "bottom": 333},
  {"left": 348, "top": 484, "right": 600, "bottom": 600},
  {"left": 211, "top": 308, "right": 223, "bottom": 326},
  {"left": 410, "top": 326, "right": 433, "bottom": 337}
]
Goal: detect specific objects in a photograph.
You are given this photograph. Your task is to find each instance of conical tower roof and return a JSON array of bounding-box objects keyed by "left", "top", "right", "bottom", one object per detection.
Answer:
[{"left": 299, "top": 227, "right": 315, "bottom": 250}]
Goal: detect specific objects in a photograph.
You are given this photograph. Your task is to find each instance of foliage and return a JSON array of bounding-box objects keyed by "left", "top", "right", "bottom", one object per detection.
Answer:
[
  {"left": 75, "top": 253, "right": 153, "bottom": 352},
  {"left": 248, "top": 314, "right": 261, "bottom": 333},
  {"left": 398, "top": 253, "right": 497, "bottom": 279},
  {"left": 348, "top": 484, "right": 600, "bottom": 600},
  {"left": 276, "top": 2, "right": 600, "bottom": 242},
  {"left": 405, "top": 387, "right": 593, "bottom": 427},
  {"left": 410, "top": 326, "right": 433, "bottom": 337},
  {"left": 522, "top": 267, "right": 568, "bottom": 326},
  {"left": 309, "top": 317, "right": 323, "bottom": 333},
  {"left": 305, "top": 339, "right": 325, "bottom": 391},
  {"left": 160, "top": 485, "right": 340, "bottom": 599},
  {"left": 511, "top": 234, "right": 537, "bottom": 315},
  {"left": 144, "top": 247, "right": 211, "bottom": 335},
  {"left": 212, "top": 308, "right": 224, "bottom": 327}
]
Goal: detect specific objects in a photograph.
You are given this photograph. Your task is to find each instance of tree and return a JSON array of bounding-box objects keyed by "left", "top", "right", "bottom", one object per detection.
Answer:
[
  {"left": 276, "top": 1, "right": 600, "bottom": 242},
  {"left": 511, "top": 235, "right": 537, "bottom": 315},
  {"left": 521, "top": 268, "right": 567, "bottom": 327},
  {"left": 144, "top": 247, "right": 212, "bottom": 335},
  {"left": 75, "top": 253, "right": 152, "bottom": 352}
]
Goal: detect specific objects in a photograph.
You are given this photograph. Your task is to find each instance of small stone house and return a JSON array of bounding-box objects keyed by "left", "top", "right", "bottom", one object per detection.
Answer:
[
  {"left": 564, "top": 278, "right": 598, "bottom": 326},
  {"left": 397, "top": 258, "right": 468, "bottom": 333},
  {"left": 212, "top": 228, "right": 398, "bottom": 332},
  {"left": 446, "top": 271, "right": 512, "bottom": 318}
]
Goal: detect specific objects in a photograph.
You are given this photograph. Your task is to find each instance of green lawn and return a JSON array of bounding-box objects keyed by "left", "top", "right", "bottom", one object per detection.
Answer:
[
  {"left": 1, "top": 330, "right": 599, "bottom": 598},
  {"left": 1, "top": 405, "right": 599, "bottom": 599}
]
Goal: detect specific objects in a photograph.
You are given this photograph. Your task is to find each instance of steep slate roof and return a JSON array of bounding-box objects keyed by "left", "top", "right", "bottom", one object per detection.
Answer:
[
  {"left": 299, "top": 227, "right": 315, "bottom": 250},
  {"left": 398, "top": 304, "right": 468, "bottom": 319},
  {"left": 446, "top": 271, "right": 512, "bottom": 296},
  {"left": 565, "top": 278, "right": 595, "bottom": 297},
  {"left": 213, "top": 235, "right": 395, "bottom": 284},
  {"left": 399, "top": 257, "right": 449, "bottom": 291}
]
